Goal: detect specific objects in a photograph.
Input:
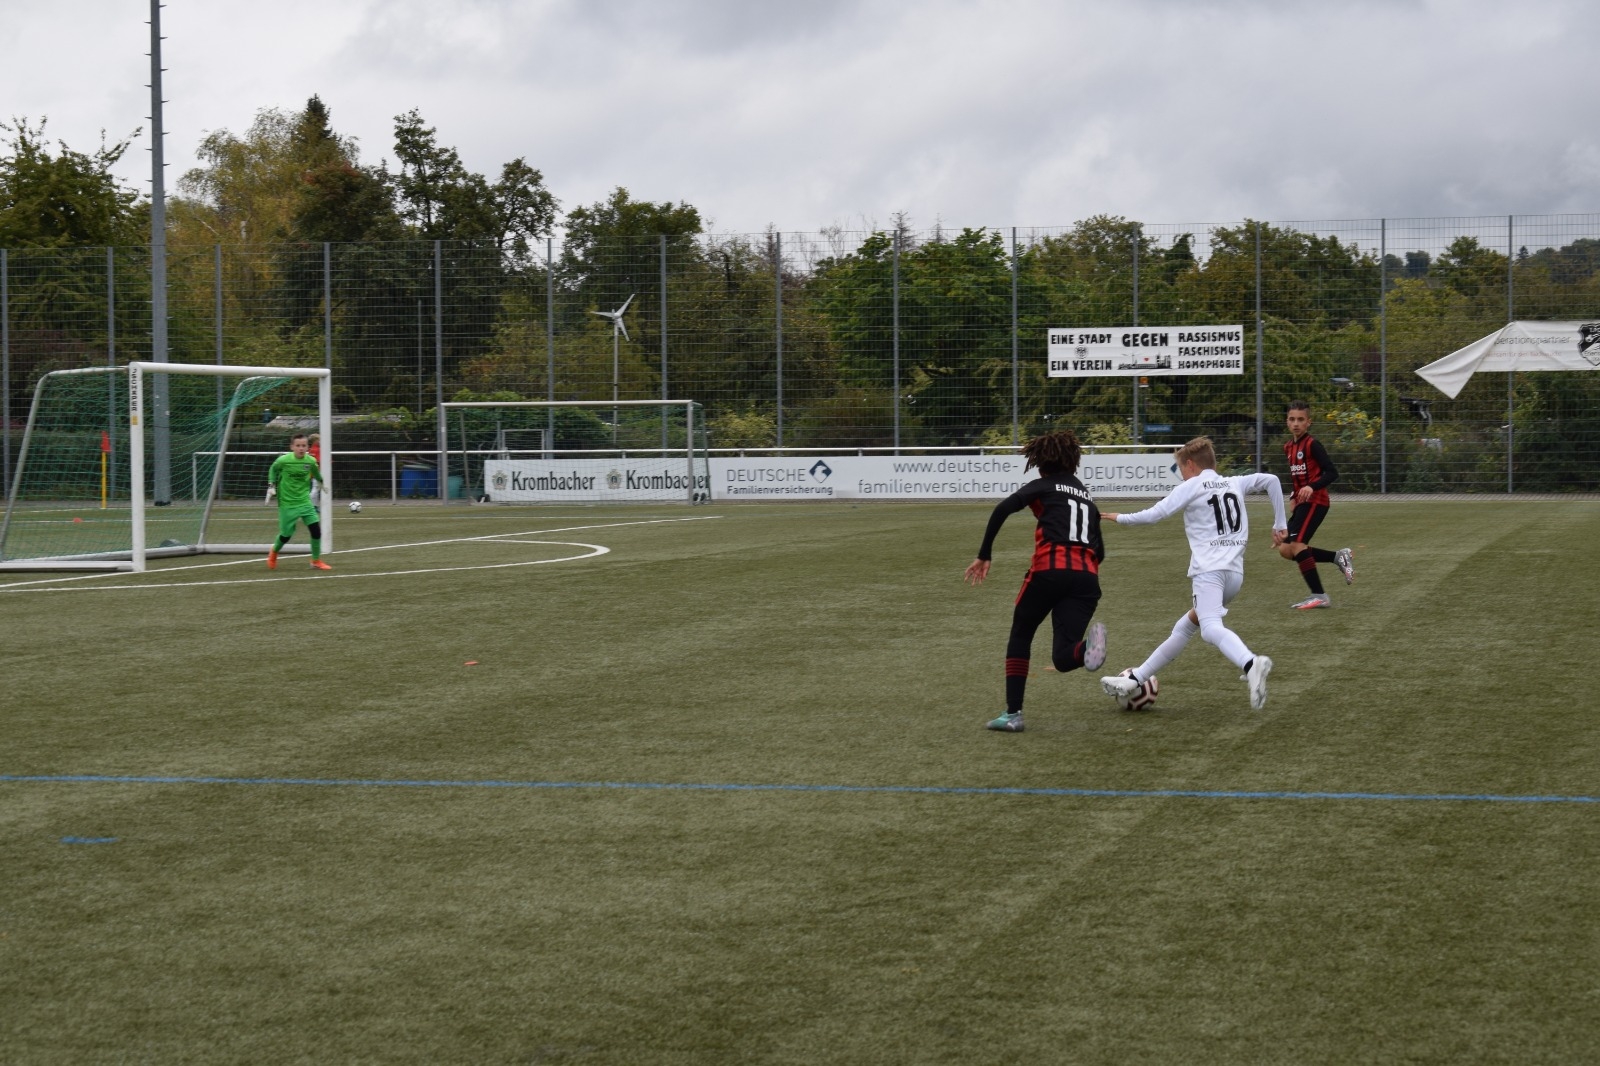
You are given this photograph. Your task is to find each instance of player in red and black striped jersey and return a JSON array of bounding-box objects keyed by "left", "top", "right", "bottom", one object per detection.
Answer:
[
  {"left": 964, "top": 429, "right": 1108, "bottom": 733},
  {"left": 1279, "top": 401, "right": 1355, "bottom": 609}
]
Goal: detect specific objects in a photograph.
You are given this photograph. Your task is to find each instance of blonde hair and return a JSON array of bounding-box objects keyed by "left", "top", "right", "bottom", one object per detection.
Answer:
[{"left": 1174, "top": 436, "right": 1216, "bottom": 470}]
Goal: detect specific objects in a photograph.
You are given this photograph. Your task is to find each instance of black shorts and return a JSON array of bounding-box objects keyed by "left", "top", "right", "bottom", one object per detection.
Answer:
[
  {"left": 1286, "top": 502, "right": 1328, "bottom": 544},
  {"left": 1007, "top": 568, "right": 1102, "bottom": 671}
]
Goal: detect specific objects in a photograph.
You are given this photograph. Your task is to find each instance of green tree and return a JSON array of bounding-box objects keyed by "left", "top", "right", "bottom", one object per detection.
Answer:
[
  {"left": 390, "top": 110, "right": 557, "bottom": 255},
  {"left": 289, "top": 96, "right": 401, "bottom": 244},
  {"left": 560, "top": 186, "right": 702, "bottom": 308},
  {"left": 0, "top": 118, "right": 142, "bottom": 247}
]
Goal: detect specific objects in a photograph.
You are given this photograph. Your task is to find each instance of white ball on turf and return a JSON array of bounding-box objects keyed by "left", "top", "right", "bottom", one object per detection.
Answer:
[
  {"left": 1116, "top": 669, "right": 1159, "bottom": 711},
  {"left": 348, "top": 501, "right": 362, "bottom": 513}
]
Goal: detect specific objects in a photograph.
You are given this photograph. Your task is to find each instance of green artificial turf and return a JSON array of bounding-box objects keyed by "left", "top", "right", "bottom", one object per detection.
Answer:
[{"left": 2, "top": 499, "right": 1597, "bottom": 1064}]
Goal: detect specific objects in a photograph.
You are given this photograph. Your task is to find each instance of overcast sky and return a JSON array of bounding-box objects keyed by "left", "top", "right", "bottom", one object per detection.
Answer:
[{"left": 6, "top": 0, "right": 1599, "bottom": 237}]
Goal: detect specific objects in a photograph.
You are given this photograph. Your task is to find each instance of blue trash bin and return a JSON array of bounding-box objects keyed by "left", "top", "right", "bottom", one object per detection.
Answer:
[{"left": 400, "top": 466, "right": 437, "bottom": 498}]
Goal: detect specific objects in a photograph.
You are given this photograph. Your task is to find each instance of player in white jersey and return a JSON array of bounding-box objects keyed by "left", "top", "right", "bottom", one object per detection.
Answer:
[{"left": 1099, "top": 436, "right": 1287, "bottom": 710}]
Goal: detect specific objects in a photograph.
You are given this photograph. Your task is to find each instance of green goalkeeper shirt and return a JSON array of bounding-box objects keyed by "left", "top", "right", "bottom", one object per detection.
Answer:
[{"left": 269, "top": 452, "right": 322, "bottom": 509}]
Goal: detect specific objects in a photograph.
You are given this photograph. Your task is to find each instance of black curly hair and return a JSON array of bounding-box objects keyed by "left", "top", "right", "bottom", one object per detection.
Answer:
[{"left": 1021, "top": 428, "right": 1083, "bottom": 477}]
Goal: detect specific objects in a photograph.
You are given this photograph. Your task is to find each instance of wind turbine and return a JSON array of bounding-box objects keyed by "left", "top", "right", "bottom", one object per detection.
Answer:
[{"left": 591, "top": 294, "right": 634, "bottom": 442}]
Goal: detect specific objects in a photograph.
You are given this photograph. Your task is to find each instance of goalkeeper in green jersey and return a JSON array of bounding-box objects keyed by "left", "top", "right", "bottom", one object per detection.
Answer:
[{"left": 266, "top": 433, "right": 331, "bottom": 571}]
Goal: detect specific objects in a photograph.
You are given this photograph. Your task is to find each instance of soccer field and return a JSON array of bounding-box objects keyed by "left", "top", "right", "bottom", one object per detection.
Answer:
[{"left": 3, "top": 498, "right": 1598, "bottom": 1064}]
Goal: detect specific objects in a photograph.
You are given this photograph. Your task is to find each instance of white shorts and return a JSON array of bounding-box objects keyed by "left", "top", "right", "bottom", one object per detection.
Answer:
[{"left": 1190, "top": 570, "right": 1244, "bottom": 625}]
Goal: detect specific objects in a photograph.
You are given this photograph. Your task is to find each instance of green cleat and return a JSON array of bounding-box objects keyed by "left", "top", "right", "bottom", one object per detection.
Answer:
[{"left": 985, "top": 711, "right": 1024, "bottom": 732}]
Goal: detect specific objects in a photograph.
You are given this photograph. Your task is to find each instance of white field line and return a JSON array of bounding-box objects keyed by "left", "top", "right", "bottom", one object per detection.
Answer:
[
  {"left": 0, "top": 543, "right": 610, "bottom": 592},
  {"left": 0, "top": 515, "right": 720, "bottom": 593}
]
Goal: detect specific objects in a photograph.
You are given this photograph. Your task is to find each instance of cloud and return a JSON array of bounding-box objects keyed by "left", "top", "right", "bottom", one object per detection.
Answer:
[{"left": 6, "top": 0, "right": 1598, "bottom": 237}]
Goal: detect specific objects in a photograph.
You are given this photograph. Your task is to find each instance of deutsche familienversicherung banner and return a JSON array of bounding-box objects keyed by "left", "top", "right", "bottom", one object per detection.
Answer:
[{"left": 1047, "top": 325, "right": 1245, "bottom": 378}]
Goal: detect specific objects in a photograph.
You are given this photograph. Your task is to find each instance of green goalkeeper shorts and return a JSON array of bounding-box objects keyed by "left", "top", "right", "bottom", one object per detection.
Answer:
[{"left": 277, "top": 502, "right": 319, "bottom": 539}]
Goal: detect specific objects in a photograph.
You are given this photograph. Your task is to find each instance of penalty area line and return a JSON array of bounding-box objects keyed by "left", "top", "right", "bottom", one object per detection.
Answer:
[
  {"left": 2, "top": 773, "right": 1595, "bottom": 806},
  {"left": 0, "top": 543, "right": 609, "bottom": 592},
  {"left": 0, "top": 515, "right": 719, "bottom": 591}
]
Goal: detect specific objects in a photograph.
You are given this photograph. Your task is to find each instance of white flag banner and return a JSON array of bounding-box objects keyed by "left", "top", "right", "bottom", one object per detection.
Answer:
[
  {"left": 1047, "top": 325, "right": 1245, "bottom": 378},
  {"left": 1416, "top": 321, "right": 1600, "bottom": 399}
]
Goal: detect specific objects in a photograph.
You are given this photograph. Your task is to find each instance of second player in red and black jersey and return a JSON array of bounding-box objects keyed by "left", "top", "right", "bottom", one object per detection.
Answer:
[
  {"left": 1278, "top": 401, "right": 1355, "bottom": 609},
  {"left": 964, "top": 429, "right": 1108, "bottom": 733}
]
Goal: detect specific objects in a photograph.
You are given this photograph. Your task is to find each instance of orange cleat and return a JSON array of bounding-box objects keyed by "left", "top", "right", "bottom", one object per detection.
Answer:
[
  {"left": 266, "top": 550, "right": 278, "bottom": 570},
  {"left": 310, "top": 559, "right": 332, "bottom": 571}
]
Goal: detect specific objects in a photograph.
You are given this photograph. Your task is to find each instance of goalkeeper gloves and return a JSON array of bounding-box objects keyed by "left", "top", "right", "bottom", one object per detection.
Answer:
[{"left": 265, "top": 485, "right": 276, "bottom": 502}]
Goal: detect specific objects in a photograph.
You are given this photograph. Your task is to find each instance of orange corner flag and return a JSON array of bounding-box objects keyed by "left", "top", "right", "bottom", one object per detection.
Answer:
[{"left": 100, "top": 431, "right": 111, "bottom": 453}]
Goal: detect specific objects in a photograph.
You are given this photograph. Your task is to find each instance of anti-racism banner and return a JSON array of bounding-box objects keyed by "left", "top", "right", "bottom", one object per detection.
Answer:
[
  {"left": 709, "top": 453, "right": 1180, "bottom": 500},
  {"left": 483, "top": 458, "right": 709, "bottom": 502},
  {"left": 1047, "top": 325, "right": 1245, "bottom": 378}
]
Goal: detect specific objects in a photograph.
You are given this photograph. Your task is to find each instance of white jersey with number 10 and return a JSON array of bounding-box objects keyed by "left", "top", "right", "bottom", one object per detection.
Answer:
[{"left": 1117, "top": 471, "right": 1286, "bottom": 576}]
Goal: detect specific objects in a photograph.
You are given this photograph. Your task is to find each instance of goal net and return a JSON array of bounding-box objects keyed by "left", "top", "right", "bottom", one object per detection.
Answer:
[
  {"left": 439, "top": 400, "right": 710, "bottom": 504},
  {"left": 0, "top": 362, "right": 332, "bottom": 571}
]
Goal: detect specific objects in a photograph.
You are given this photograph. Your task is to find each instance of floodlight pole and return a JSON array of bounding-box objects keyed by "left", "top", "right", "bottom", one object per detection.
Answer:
[{"left": 148, "top": 0, "right": 172, "bottom": 505}]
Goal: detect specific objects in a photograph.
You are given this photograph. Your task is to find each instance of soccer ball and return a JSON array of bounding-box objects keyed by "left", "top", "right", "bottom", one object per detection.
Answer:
[
  {"left": 348, "top": 501, "right": 362, "bottom": 514},
  {"left": 1115, "top": 669, "right": 1159, "bottom": 711}
]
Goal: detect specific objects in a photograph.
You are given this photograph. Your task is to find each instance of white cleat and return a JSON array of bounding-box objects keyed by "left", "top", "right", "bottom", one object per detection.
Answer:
[
  {"left": 1291, "top": 594, "right": 1331, "bottom": 610},
  {"left": 1247, "top": 656, "right": 1273, "bottom": 710},
  {"left": 1082, "top": 622, "right": 1107, "bottom": 671},
  {"left": 1101, "top": 672, "right": 1140, "bottom": 702},
  {"left": 1335, "top": 547, "right": 1355, "bottom": 585}
]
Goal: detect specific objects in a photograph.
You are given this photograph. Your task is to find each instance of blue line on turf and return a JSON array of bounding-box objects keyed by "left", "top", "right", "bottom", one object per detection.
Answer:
[
  {"left": 60, "top": 836, "right": 118, "bottom": 844},
  {"left": 3, "top": 773, "right": 1595, "bottom": 805}
]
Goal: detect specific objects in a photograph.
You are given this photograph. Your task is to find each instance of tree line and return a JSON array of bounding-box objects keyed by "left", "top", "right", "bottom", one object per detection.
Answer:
[{"left": 4, "top": 100, "right": 1600, "bottom": 489}]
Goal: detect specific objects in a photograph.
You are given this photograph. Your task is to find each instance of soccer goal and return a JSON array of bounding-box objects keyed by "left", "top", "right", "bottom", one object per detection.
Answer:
[
  {"left": 0, "top": 362, "right": 332, "bottom": 572},
  {"left": 439, "top": 399, "right": 710, "bottom": 504}
]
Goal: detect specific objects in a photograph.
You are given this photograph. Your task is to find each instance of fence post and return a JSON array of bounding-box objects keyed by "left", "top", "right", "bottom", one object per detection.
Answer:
[
  {"left": 215, "top": 244, "right": 224, "bottom": 409},
  {"left": 1010, "top": 227, "right": 1019, "bottom": 447},
  {"left": 1131, "top": 227, "right": 1141, "bottom": 442},
  {"left": 892, "top": 234, "right": 901, "bottom": 455},
  {"left": 323, "top": 242, "right": 333, "bottom": 372},
  {"left": 1254, "top": 221, "right": 1264, "bottom": 471},
  {"left": 775, "top": 231, "right": 784, "bottom": 448},
  {"left": 1379, "top": 218, "right": 1387, "bottom": 494},
  {"left": 108, "top": 247, "right": 118, "bottom": 494},
  {"left": 2, "top": 248, "right": 8, "bottom": 500},
  {"left": 1507, "top": 214, "right": 1514, "bottom": 493},
  {"left": 661, "top": 234, "right": 669, "bottom": 454},
  {"left": 546, "top": 236, "right": 555, "bottom": 457},
  {"left": 434, "top": 240, "right": 445, "bottom": 501}
]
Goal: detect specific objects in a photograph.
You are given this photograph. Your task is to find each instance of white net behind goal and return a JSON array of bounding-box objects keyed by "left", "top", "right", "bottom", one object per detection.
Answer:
[{"left": 441, "top": 400, "right": 711, "bottom": 504}]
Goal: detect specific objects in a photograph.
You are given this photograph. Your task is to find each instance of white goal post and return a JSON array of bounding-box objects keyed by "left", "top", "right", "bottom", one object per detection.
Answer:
[
  {"left": 0, "top": 362, "right": 331, "bottom": 572},
  {"left": 438, "top": 399, "right": 710, "bottom": 504}
]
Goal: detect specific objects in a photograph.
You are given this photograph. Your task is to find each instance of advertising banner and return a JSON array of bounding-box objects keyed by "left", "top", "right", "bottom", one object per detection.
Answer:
[
  {"left": 709, "top": 453, "right": 1179, "bottom": 500},
  {"left": 483, "top": 458, "right": 708, "bottom": 502},
  {"left": 1047, "top": 326, "right": 1245, "bottom": 378},
  {"left": 1416, "top": 320, "right": 1600, "bottom": 398}
]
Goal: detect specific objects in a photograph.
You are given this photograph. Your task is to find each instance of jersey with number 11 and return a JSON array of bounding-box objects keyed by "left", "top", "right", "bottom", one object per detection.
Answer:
[{"left": 1117, "top": 471, "right": 1285, "bottom": 576}]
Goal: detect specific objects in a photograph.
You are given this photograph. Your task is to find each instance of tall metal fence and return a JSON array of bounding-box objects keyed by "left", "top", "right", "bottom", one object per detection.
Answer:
[{"left": 4, "top": 213, "right": 1600, "bottom": 496}]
